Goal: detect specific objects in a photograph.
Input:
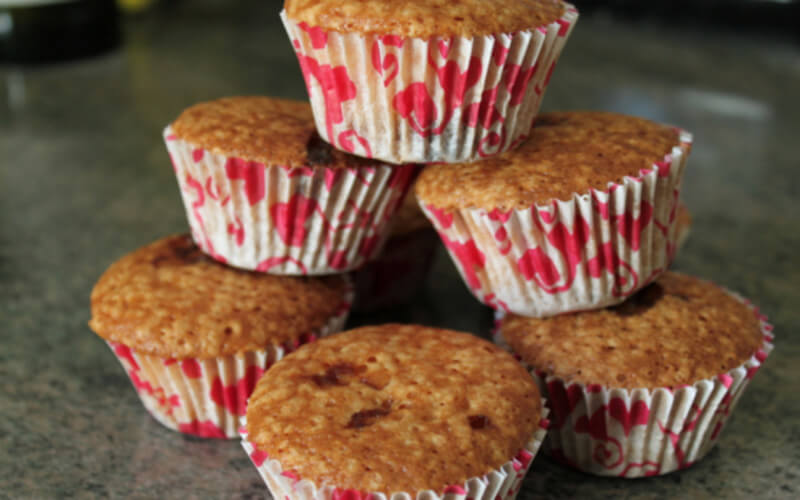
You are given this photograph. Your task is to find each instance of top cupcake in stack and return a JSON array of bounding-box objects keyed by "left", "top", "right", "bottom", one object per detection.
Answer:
[{"left": 282, "top": 0, "right": 578, "bottom": 163}]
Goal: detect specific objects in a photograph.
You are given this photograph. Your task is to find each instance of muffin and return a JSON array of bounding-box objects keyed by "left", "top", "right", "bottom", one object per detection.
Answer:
[
  {"left": 281, "top": 0, "right": 578, "bottom": 163},
  {"left": 242, "top": 324, "right": 549, "bottom": 499},
  {"left": 351, "top": 193, "right": 439, "bottom": 311},
  {"left": 415, "top": 111, "right": 693, "bottom": 317},
  {"left": 495, "top": 272, "right": 773, "bottom": 477},
  {"left": 89, "top": 234, "right": 353, "bottom": 438},
  {"left": 164, "top": 96, "right": 417, "bottom": 275}
]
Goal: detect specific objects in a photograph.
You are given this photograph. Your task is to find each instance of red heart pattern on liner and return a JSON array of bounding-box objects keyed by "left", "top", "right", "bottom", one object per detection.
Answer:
[
  {"left": 165, "top": 126, "right": 417, "bottom": 275},
  {"left": 495, "top": 297, "right": 774, "bottom": 477},
  {"left": 281, "top": 7, "right": 578, "bottom": 164},
  {"left": 419, "top": 131, "right": 693, "bottom": 318}
]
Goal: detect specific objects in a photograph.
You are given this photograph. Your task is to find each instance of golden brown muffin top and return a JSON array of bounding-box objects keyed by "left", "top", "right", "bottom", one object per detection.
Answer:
[
  {"left": 247, "top": 324, "right": 541, "bottom": 494},
  {"left": 415, "top": 112, "right": 681, "bottom": 211},
  {"left": 502, "top": 272, "right": 765, "bottom": 389},
  {"left": 171, "top": 96, "right": 380, "bottom": 168},
  {"left": 284, "top": 0, "right": 566, "bottom": 38},
  {"left": 89, "top": 235, "right": 349, "bottom": 359},
  {"left": 389, "top": 193, "right": 431, "bottom": 237}
]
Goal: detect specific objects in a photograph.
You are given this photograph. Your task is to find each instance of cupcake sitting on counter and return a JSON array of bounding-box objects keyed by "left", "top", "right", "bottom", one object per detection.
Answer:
[
  {"left": 164, "top": 97, "right": 417, "bottom": 275},
  {"left": 243, "top": 324, "right": 549, "bottom": 500},
  {"left": 494, "top": 272, "right": 773, "bottom": 477},
  {"left": 281, "top": 0, "right": 578, "bottom": 163},
  {"left": 88, "top": 234, "right": 352, "bottom": 438},
  {"left": 415, "top": 111, "right": 693, "bottom": 317}
]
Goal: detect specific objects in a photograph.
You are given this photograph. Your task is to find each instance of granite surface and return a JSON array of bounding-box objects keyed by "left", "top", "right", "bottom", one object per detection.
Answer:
[{"left": 1, "top": 2, "right": 798, "bottom": 499}]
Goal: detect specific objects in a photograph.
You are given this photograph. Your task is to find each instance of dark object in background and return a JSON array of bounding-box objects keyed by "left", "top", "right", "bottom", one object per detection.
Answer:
[
  {"left": 0, "top": 0, "right": 120, "bottom": 64},
  {"left": 573, "top": 0, "right": 800, "bottom": 38}
]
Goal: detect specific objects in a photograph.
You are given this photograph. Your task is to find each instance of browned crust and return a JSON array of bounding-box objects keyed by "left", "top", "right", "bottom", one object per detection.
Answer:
[
  {"left": 88, "top": 235, "right": 349, "bottom": 359},
  {"left": 284, "top": 0, "right": 567, "bottom": 38},
  {"left": 247, "top": 324, "right": 541, "bottom": 493},
  {"left": 501, "top": 272, "right": 764, "bottom": 389},
  {"left": 415, "top": 112, "right": 682, "bottom": 211},
  {"left": 171, "top": 96, "right": 385, "bottom": 168}
]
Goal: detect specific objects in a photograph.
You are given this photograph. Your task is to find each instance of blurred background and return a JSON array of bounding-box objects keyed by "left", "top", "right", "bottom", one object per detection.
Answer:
[{"left": 0, "top": 0, "right": 798, "bottom": 64}]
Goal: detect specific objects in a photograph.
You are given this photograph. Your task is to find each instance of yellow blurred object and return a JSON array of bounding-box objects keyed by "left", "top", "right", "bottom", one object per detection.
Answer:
[{"left": 117, "top": 0, "right": 157, "bottom": 13}]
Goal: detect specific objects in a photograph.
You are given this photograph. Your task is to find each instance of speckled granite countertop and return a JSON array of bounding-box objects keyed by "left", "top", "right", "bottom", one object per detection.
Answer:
[{"left": 1, "top": 2, "right": 798, "bottom": 499}]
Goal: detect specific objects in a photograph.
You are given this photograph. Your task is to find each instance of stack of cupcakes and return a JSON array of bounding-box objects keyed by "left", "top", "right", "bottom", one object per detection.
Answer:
[{"left": 87, "top": 0, "right": 774, "bottom": 496}]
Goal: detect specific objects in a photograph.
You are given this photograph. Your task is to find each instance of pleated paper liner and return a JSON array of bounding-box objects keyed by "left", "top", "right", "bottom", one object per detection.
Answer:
[
  {"left": 240, "top": 405, "right": 549, "bottom": 500},
  {"left": 164, "top": 126, "right": 417, "bottom": 275},
  {"left": 494, "top": 293, "right": 774, "bottom": 477},
  {"left": 419, "top": 130, "right": 693, "bottom": 318},
  {"left": 280, "top": 6, "right": 578, "bottom": 164},
  {"left": 107, "top": 287, "right": 352, "bottom": 439}
]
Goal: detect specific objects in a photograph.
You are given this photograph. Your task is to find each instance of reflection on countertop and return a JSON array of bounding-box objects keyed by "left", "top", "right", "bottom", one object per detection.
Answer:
[{"left": 1, "top": 2, "right": 798, "bottom": 499}]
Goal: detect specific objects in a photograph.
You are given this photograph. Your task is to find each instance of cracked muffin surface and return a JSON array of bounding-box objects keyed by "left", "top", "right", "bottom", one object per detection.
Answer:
[
  {"left": 89, "top": 234, "right": 350, "bottom": 359},
  {"left": 501, "top": 272, "right": 764, "bottom": 388},
  {"left": 246, "top": 324, "right": 541, "bottom": 493}
]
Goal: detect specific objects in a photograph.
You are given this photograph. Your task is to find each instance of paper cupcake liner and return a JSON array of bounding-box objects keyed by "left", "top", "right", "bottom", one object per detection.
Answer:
[
  {"left": 106, "top": 290, "right": 352, "bottom": 439},
  {"left": 240, "top": 405, "right": 549, "bottom": 500},
  {"left": 352, "top": 227, "right": 439, "bottom": 312},
  {"left": 280, "top": 7, "right": 578, "bottom": 164},
  {"left": 494, "top": 293, "right": 774, "bottom": 477},
  {"left": 419, "top": 131, "right": 693, "bottom": 318},
  {"left": 164, "top": 126, "right": 417, "bottom": 275}
]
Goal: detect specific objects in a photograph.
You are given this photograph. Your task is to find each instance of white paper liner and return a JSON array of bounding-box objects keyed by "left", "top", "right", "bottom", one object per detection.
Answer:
[
  {"left": 106, "top": 289, "right": 352, "bottom": 439},
  {"left": 281, "top": 7, "right": 578, "bottom": 164},
  {"left": 493, "top": 292, "right": 775, "bottom": 477},
  {"left": 164, "top": 126, "right": 416, "bottom": 275},
  {"left": 419, "top": 130, "right": 693, "bottom": 318},
  {"left": 240, "top": 405, "right": 549, "bottom": 500}
]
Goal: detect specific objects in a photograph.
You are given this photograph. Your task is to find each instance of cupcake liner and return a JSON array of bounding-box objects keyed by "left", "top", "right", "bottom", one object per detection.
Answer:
[
  {"left": 280, "top": 6, "right": 578, "bottom": 164},
  {"left": 494, "top": 293, "right": 774, "bottom": 477},
  {"left": 351, "top": 227, "right": 439, "bottom": 312},
  {"left": 106, "top": 289, "right": 352, "bottom": 439},
  {"left": 164, "top": 126, "right": 417, "bottom": 275},
  {"left": 419, "top": 130, "right": 693, "bottom": 318},
  {"left": 240, "top": 405, "right": 549, "bottom": 500}
]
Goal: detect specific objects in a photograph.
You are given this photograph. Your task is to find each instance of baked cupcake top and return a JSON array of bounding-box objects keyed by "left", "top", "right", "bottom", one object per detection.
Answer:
[
  {"left": 89, "top": 235, "right": 349, "bottom": 359},
  {"left": 284, "top": 0, "right": 566, "bottom": 38},
  {"left": 246, "top": 324, "right": 541, "bottom": 493},
  {"left": 501, "top": 272, "right": 764, "bottom": 389},
  {"left": 415, "top": 112, "right": 681, "bottom": 211},
  {"left": 171, "top": 96, "right": 379, "bottom": 168}
]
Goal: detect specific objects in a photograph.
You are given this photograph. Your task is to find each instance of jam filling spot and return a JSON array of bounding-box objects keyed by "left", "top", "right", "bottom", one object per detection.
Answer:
[
  {"left": 468, "top": 414, "right": 491, "bottom": 429},
  {"left": 346, "top": 400, "right": 392, "bottom": 429}
]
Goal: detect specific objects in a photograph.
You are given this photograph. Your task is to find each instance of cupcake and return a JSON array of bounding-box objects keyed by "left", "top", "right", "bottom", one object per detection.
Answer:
[
  {"left": 88, "top": 234, "right": 352, "bottom": 438},
  {"left": 281, "top": 0, "right": 578, "bottom": 164},
  {"left": 415, "top": 111, "right": 693, "bottom": 317},
  {"left": 164, "top": 96, "right": 417, "bottom": 275},
  {"left": 242, "top": 324, "right": 549, "bottom": 499},
  {"left": 351, "top": 193, "right": 439, "bottom": 311},
  {"left": 495, "top": 272, "right": 773, "bottom": 477},
  {"left": 675, "top": 202, "right": 691, "bottom": 251}
]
